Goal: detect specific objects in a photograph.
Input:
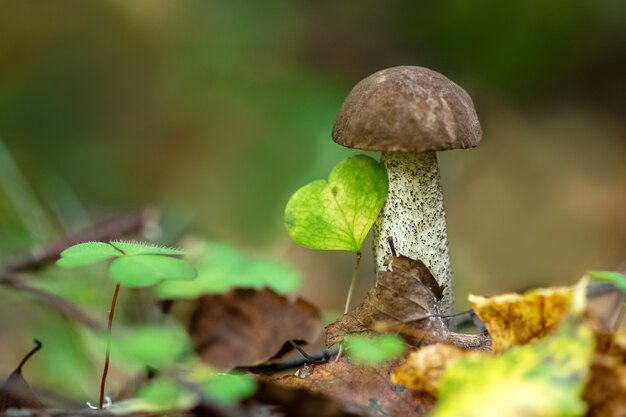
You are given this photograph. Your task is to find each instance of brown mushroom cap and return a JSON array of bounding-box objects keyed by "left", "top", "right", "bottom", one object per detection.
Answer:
[{"left": 332, "top": 66, "right": 482, "bottom": 152}]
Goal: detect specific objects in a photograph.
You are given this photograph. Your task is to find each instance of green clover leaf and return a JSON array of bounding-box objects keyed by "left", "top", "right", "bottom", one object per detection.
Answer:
[
  {"left": 57, "top": 240, "right": 196, "bottom": 288},
  {"left": 110, "top": 255, "right": 196, "bottom": 287},
  {"left": 56, "top": 242, "right": 122, "bottom": 267}
]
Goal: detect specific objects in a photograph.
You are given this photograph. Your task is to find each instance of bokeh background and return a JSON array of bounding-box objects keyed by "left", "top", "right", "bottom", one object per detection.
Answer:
[{"left": 0, "top": 0, "right": 625, "bottom": 401}]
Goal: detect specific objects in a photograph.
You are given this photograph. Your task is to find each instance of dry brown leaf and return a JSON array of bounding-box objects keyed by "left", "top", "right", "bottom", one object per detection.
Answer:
[
  {"left": 275, "top": 358, "right": 434, "bottom": 417},
  {"left": 469, "top": 286, "right": 574, "bottom": 353},
  {"left": 584, "top": 329, "right": 626, "bottom": 417},
  {"left": 391, "top": 344, "right": 485, "bottom": 396},
  {"left": 327, "top": 256, "right": 489, "bottom": 350},
  {"left": 0, "top": 340, "right": 45, "bottom": 412},
  {"left": 190, "top": 289, "right": 323, "bottom": 370}
]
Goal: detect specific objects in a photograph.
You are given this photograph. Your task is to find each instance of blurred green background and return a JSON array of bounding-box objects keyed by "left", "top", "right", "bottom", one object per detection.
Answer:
[{"left": 0, "top": 0, "right": 625, "bottom": 397}]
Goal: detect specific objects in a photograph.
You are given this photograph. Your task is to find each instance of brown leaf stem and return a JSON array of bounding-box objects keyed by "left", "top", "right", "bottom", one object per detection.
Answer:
[{"left": 99, "top": 283, "right": 121, "bottom": 409}]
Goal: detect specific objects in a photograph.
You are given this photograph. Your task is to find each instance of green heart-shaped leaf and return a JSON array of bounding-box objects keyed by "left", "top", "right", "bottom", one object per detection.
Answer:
[
  {"left": 110, "top": 255, "right": 197, "bottom": 288},
  {"left": 284, "top": 155, "right": 388, "bottom": 252}
]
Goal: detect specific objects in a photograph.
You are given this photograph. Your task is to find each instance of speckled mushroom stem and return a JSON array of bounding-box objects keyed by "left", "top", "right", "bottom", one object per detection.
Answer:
[{"left": 373, "top": 151, "right": 454, "bottom": 314}]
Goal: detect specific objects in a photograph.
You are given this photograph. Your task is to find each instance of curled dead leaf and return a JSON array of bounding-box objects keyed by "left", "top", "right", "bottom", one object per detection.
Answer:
[
  {"left": 0, "top": 340, "right": 45, "bottom": 412},
  {"left": 190, "top": 289, "right": 323, "bottom": 370},
  {"left": 327, "top": 256, "right": 489, "bottom": 351}
]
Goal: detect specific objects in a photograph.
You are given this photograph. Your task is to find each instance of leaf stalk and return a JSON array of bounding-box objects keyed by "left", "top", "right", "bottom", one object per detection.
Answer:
[{"left": 99, "top": 283, "right": 121, "bottom": 409}]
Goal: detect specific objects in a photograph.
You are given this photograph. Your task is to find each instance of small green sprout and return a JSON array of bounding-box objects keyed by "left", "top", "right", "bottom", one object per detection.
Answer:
[{"left": 57, "top": 240, "right": 197, "bottom": 409}]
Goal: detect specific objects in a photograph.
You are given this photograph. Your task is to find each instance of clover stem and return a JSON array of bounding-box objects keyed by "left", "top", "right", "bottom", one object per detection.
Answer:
[
  {"left": 99, "top": 283, "right": 121, "bottom": 409},
  {"left": 335, "top": 251, "right": 362, "bottom": 362},
  {"left": 343, "top": 251, "right": 362, "bottom": 315}
]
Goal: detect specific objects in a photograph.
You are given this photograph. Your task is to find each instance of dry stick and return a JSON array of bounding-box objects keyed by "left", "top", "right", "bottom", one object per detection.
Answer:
[
  {"left": 387, "top": 236, "right": 397, "bottom": 257},
  {"left": 3, "top": 273, "right": 104, "bottom": 331},
  {"left": 240, "top": 346, "right": 338, "bottom": 374},
  {"left": 286, "top": 340, "right": 329, "bottom": 364},
  {"left": 99, "top": 283, "right": 121, "bottom": 409},
  {"left": 377, "top": 321, "right": 490, "bottom": 351},
  {"left": 3, "top": 210, "right": 151, "bottom": 273}
]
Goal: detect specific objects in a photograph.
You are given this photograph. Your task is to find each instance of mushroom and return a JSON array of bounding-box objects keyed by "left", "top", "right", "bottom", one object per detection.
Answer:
[{"left": 332, "top": 66, "right": 482, "bottom": 314}]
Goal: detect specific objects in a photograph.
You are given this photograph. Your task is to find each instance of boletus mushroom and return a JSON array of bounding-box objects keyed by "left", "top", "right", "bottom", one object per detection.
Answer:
[{"left": 332, "top": 66, "right": 482, "bottom": 314}]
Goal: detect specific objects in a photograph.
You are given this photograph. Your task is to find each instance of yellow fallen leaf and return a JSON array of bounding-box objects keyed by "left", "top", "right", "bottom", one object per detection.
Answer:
[
  {"left": 391, "top": 344, "right": 485, "bottom": 395},
  {"left": 430, "top": 316, "right": 594, "bottom": 417},
  {"left": 469, "top": 286, "right": 575, "bottom": 353}
]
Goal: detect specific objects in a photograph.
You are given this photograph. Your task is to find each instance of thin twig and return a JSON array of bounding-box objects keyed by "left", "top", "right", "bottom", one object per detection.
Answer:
[
  {"left": 2, "top": 209, "right": 153, "bottom": 273},
  {"left": 286, "top": 340, "right": 330, "bottom": 364},
  {"left": 387, "top": 236, "right": 397, "bottom": 257},
  {"left": 239, "top": 346, "right": 338, "bottom": 374},
  {"left": 2, "top": 273, "right": 104, "bottom": 330},
  {"left": 99, "top": 284, "right": 121, "bottom": 409}
]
